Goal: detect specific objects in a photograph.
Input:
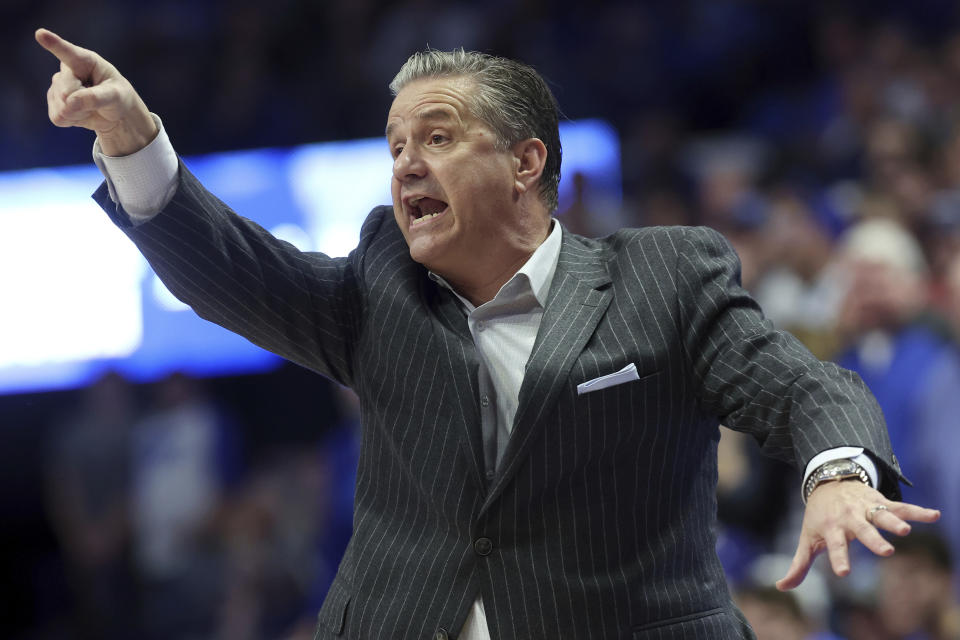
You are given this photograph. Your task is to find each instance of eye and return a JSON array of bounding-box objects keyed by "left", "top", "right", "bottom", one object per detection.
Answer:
[
  {"left": 392, "top": 144, "right": 404, "bottom": 158},
  {"left": 430, "top": 134, "right": 447, "bottom": 145}
]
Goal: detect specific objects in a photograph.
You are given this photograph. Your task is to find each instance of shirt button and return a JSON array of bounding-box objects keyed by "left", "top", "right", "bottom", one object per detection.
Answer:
[
  {"left": 474, "top": 537, "right": 493, "bottom": 556},
  {"left": 434, "top": 628, "right": 449, "bottom": 640},
  {"left": 477, "top": 321, "right": 486, "bottom": 331},
  {"left": 480, "top": 395, "right": 490, "bottom": 407}
]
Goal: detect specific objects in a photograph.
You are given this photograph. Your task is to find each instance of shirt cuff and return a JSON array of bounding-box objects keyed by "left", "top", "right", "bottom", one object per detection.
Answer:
[
  {"left": 801, "top": 446, "right": 880, "bottom": 503},
  {"left": 91, "top": 113, "right": 179, "bottom": 223}
]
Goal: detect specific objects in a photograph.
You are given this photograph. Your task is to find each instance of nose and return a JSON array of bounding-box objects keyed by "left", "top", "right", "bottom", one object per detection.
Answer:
[{"left": 393, "top": 144, "right": 427, "bottom": 182}]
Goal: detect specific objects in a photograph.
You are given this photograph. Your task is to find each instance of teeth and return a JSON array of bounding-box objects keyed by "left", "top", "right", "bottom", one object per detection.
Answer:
[{"left": 411, "top": 212, "right": 442, "bottom": 226}]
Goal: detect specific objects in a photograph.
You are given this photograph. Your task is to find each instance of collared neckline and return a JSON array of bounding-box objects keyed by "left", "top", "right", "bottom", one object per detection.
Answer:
[{"left": 429, "top": 219, "right": 562, "bottom": 312}]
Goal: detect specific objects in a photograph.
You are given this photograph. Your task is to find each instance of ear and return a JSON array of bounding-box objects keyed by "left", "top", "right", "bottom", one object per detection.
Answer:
[{"left": 512, "top": 138, "right": 548, "bottom": 195}]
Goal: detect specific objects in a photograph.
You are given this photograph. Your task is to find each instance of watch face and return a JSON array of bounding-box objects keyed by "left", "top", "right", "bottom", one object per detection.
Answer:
[
  {"left": 822, "top": 460, "right": 856, "bottom": 476},
  {"left": 805, "top": 459, "right": 868, "bottom": 502}
]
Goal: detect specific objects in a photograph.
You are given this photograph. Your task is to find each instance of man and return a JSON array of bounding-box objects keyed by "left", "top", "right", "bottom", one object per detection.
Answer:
[{"left": 36, "top": 28, "right": 939, "bottom": 639}]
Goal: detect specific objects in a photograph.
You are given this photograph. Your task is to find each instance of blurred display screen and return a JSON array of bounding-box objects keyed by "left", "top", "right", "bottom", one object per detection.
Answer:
[{"left": 0, "top": 120, "right": 621, "bottom": 396}]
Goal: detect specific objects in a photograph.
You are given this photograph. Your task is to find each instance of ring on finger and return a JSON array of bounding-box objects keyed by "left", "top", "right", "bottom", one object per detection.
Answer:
[{"left": 866, "top": 504, "right": 889, "bottom": 523}]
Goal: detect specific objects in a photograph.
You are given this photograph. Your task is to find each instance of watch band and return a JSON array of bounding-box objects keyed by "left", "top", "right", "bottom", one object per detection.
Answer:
[{"left": 803, "top": 458, "right": 870, "bottom": 502}]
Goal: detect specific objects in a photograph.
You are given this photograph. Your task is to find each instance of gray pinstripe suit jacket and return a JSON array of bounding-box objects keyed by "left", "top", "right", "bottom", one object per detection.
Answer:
[{"left": 95, "top": 164, "right": 905, "bottom": 640}]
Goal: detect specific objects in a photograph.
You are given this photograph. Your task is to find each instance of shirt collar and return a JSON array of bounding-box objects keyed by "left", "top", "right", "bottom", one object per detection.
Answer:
[{"left": 429, "top": 218, "right": 563, "bottom": 311}]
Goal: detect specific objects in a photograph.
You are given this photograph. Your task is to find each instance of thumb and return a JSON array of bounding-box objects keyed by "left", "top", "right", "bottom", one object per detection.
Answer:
[
  {"left": 65, "top": 83, "right": 119, "bottom": 114},
  {"left": 35, "top": 28, "right": 96, "bottom": 79},
  {"left": 776, "top": 541, "right": 813, "bottom": 591}
]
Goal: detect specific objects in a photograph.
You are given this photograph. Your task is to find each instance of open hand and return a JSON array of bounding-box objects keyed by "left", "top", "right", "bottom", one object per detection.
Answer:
[
  {"left": 776, "top": 479, "right": 941, "bottom": 590},
  {"left": 36, "top": 28, "right": 157, "bottom": 156}
]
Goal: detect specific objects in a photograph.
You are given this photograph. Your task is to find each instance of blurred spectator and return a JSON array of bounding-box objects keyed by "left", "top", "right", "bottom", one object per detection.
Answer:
[
  {"left": 926, "top": 190, "right": 960, "bottom": 314},
  {"left": 44, "top": 371, "right": 138, "bottom": 639},
  {"left": 832, "top": 219, "right": 960, "bottom": 576},
  {"left": 753, "top": 191, "right": 847, "bottom": 359},
  {"left": 737, "top": 554, "right": 840, "bottom": 640},
  {"left": 845, "top": 529, "right": 960, "bottom": 640},
  {"left": 737, "top": 585, "right": 834, "bottom": 640},
  {"left": 216, "top": 449, "right": 326, "bottom": 640},
  {"left": 130, "top": 373, "right": 241, "bottom": 639},
  {"left": 212, "top": 384, "right": 361, "bottom": 640}
]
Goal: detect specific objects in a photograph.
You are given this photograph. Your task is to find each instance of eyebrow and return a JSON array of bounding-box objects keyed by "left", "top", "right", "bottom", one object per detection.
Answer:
[{"left": 385, "top": 108, "right": 457, "bottom": 138}]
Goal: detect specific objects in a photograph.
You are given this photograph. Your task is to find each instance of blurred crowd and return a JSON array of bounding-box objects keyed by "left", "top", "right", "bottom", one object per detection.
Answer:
[
  {"left": 3, "top": 0, "right": 960, "bottom": 638},
  {"left": 19, "top": 370, "right": 360, "bottom": 640}
]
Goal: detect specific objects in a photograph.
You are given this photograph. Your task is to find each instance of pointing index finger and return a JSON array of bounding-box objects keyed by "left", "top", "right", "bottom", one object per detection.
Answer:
[{"left": 35, "top": 28, "right": 95, "bottom": 79}]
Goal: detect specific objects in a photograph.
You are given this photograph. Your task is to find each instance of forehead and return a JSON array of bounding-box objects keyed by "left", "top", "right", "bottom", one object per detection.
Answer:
[{"left": 386, "top": 76, "right": 477, "bottom": 136}]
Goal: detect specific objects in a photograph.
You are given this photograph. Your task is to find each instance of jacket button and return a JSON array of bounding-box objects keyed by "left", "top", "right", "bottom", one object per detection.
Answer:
[
  {"left": 434, "top": 628, "right": 449, "bottom": 640},
  {"left": 474, "top": 537, "right": 493, "bottom": 556}
]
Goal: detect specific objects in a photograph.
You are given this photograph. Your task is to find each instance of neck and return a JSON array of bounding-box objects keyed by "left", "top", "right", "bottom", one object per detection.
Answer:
[
  {"left": 443, "top": 219, "right": 552, "bottom": 306},
  {"left": 449, "top": 252, "right": 537, "bottom": 306}
]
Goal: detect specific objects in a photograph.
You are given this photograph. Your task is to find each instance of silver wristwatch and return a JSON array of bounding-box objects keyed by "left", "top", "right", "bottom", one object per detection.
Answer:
[{"left": 803, "top": 458, "right": 870, "bottom": 502}]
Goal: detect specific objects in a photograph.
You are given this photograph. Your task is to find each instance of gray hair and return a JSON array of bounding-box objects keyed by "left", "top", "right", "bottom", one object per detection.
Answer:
[{"left": 390, "top": 49, "right": 562, "bottom": 212}]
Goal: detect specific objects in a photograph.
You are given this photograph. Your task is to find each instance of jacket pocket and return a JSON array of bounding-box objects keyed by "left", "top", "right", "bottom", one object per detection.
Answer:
[
  {"left": 632, "top": 607, "right": 726, "bottom": 638},
  {"left": 577, "top": 362, "right": 641, "bottom": 394},
  {"left": 576, "top": 366, "right": 664, "bottom": 398}
]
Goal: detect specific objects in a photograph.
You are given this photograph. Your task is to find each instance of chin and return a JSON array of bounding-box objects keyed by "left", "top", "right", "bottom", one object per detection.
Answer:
[{"left": 406, "top": 238, "right": 447, "bottom": 271}]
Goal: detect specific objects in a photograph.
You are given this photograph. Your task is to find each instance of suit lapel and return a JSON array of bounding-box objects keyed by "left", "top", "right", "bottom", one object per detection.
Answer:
[
  {"left": 479, "top": 231, "right": 612, "bottom": 516},
  {"left": 430, "top": 283, "right": 487, "bottom": 493}
]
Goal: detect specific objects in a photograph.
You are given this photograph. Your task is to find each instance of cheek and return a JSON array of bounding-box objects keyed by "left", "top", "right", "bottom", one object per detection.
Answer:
[
  {"left": 453, "top": 167, "right": 511, "bottom": 206},
  {"left": 391, "top": 178, "right": 402, "bottom": 205},
  {"left": 390, "top": 181, "right": 404, "bottom": 218}
]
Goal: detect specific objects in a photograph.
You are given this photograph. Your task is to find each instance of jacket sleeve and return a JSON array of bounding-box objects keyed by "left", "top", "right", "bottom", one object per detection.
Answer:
[
  {"left": 675, "top": 225, "right": 906, "bottom": 499},
  {"left": 93, "top": 159, "right": 381, "bottom": 389}
]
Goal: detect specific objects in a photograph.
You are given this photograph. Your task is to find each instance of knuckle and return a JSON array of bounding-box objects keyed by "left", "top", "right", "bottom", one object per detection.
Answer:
[
  {"left": 827, "top": 530, "right": 847, "bottom": 546},
  {"left": 859, "top": 528, "right": 881, "bottom": 544}
]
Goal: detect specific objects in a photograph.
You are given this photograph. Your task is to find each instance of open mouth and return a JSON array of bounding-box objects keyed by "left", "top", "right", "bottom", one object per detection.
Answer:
[{"left": 409, "top": 196, "right": 449, "bottom": 227}]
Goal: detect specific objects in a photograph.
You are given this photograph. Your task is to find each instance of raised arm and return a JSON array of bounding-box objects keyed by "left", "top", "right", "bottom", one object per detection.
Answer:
[{"left": 37, "top": 28, "right": 372, "bottom": 388}]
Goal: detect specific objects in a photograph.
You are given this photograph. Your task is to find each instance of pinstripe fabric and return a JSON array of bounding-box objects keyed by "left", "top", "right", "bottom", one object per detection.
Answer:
[{"left": 94, "top": 163, "right": 905, "bottom": 640}]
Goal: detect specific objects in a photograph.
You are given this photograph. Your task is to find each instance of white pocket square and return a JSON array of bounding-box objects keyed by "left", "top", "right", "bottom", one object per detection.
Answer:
[{"left": 576, "top": 363, "right": 640, "bottom": 395}]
